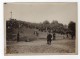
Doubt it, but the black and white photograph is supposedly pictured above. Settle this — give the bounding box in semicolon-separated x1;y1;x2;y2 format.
4;2;77;55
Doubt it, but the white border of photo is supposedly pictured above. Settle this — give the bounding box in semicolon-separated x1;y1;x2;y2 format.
0;0;80;59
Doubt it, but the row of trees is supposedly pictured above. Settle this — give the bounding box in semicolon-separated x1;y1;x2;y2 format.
6;19;76;38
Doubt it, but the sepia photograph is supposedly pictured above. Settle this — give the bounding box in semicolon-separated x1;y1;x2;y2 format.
4;2;78;55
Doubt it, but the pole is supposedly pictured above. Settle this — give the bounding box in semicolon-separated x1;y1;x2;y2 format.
10;11;12;19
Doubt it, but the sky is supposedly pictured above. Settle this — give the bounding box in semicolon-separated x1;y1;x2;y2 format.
4;2;77;25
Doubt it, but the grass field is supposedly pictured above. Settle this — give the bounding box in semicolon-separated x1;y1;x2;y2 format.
6;39;75;54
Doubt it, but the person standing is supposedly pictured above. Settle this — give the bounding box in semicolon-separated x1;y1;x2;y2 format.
53;32;55;40
17;31;19;42
47;32;52;45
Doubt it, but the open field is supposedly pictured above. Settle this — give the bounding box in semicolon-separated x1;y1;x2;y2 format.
6;38;75;54
6;27;76;54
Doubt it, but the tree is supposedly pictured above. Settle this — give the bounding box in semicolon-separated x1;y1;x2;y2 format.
68;21;76;39
51;20;58;24
43;20;50;24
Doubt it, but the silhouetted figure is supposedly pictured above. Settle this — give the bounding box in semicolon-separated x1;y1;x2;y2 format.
67;34;68;38
53;33;55;40
34;31;39;36
36;32;39;36
47;33;52;45
34;31;35;35
17;32;19;42
71;33;74;39
66;33;69;38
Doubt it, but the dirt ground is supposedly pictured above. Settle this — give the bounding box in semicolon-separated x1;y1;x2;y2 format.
6;38;75;54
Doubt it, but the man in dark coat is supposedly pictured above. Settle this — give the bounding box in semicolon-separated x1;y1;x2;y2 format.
17;31;19;42
47;33;52;45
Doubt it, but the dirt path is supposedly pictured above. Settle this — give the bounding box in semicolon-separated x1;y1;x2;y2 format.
6;39;75;54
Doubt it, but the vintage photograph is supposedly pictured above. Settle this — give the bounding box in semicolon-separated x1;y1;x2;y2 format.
4;2;77;55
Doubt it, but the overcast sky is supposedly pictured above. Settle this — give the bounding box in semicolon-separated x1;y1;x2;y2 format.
4;2;77;25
